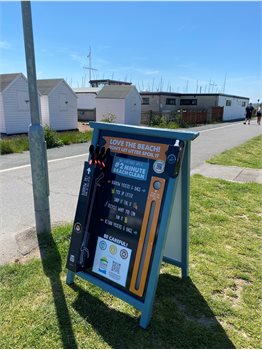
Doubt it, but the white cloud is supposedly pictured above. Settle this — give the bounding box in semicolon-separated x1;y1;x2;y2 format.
70;53;86;66
95;57;110;67
177;62;196;69
144;69;160;75
0;41;11;50
97;45;112;51
108;65;134;73
227;75;258;83
134;67;160;75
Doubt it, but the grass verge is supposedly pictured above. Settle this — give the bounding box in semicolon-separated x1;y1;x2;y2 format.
207;135;262;169
58;130;92;145
0;135;29;154
0;129;92;155
0;176;261;348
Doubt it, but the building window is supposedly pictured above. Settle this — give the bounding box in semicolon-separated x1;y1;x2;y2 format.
226;100;232;106
142;97;150;105
180;99;197;106
242;101;246;107
166;98;176;105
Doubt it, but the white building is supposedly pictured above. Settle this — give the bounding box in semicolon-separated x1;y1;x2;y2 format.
37;79;77;131
217;94;249;121
140;92;249;122
179;93;249;121
73;87;101;121
0;73;34;134
96;85;141;125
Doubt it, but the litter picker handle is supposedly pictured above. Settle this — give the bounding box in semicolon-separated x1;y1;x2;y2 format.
79;171;104;268
78;146;111;268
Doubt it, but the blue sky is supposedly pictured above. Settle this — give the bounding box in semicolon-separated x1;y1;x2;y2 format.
1;1;261;101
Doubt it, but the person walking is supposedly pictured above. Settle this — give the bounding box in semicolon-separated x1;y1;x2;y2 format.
243;103;254;124
256;107;261;125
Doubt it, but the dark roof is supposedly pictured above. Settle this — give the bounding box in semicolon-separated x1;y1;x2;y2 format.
181;93;249;100
0;73;22;92
140;91;249;100
140;91;181;96
37;79;63;95
96;85;135;99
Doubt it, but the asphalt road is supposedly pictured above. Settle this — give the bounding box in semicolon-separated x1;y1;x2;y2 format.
0;121;261;264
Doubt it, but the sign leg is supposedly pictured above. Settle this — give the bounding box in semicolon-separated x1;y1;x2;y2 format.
182;264;189;279
66;270;75;285
139;305;153;329
181;142;191;279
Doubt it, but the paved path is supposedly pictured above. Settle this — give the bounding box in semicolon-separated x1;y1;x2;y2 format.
191;163;262;183
189;121;261;168
0;121;261;265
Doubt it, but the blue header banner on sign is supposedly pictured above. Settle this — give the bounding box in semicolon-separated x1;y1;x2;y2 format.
112;156;149;181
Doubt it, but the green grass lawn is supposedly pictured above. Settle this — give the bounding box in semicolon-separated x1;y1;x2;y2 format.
0;175;261;349
0;129;92;155
207;135;262;169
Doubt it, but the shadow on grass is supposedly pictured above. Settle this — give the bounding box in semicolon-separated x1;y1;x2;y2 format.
71;273;235;349
37;232;78;349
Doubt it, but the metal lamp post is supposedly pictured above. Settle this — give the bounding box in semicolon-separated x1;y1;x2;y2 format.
21;0;51;234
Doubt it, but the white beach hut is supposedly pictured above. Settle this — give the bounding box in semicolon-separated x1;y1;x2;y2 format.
96;85;141;125
0;73;32;134
37;79;77;131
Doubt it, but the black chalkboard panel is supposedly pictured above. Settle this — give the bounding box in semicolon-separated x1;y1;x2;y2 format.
66;130;184;299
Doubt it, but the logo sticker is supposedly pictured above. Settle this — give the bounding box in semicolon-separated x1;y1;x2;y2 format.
167;154;176;164
120;249;128;259
99;257;108;274
153;160;165;174
99;240;107;250
109;244;117;255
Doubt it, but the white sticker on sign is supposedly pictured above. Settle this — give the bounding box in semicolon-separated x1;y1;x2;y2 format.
92;236;132;287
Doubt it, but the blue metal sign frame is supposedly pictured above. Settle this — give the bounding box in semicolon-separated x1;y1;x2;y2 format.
66;122;199;328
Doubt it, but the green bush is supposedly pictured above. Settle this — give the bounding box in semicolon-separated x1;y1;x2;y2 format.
165;121;180;129
44;125;63;148
176;117;189;128
147;112;193;129
101;113;117;123
149;114;168;127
